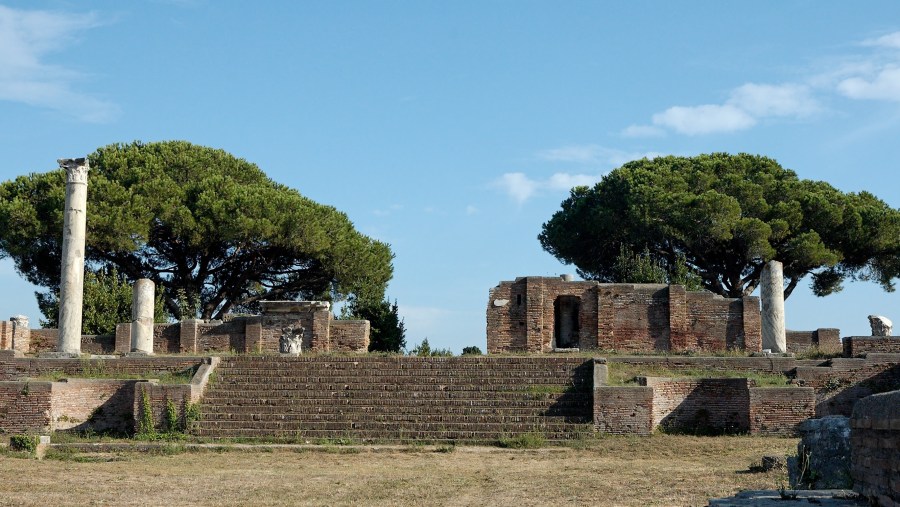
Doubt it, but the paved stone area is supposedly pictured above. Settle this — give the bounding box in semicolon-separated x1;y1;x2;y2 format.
708;489;866;506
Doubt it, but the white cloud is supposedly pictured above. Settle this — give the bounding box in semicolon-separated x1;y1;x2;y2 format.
0;5;119;122
838;66;900;102
863;31;900;49
537;144;604;163
652;104;756;135
372;204;403;217
493;172;539;204
646;83;819;136
728;83;819;117
493;171;602;204
465;205;478;215
621;124;666;138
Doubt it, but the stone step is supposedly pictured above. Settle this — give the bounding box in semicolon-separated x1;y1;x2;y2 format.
201;389;591;402
199;412;590;424
199;396;589;409
193;427;594;442
194;421;593;438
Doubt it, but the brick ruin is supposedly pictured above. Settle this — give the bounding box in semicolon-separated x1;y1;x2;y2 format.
486;276;853;355
1;301;370;356
487;277;763;353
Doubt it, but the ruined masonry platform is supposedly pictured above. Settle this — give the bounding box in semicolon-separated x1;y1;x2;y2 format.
195;356;595;442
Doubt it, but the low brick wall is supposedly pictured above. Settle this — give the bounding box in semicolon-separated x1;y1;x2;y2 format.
786;328;841;355
28;330;116;355
0;355;204;382
607;355;800;374
793;354;900;417
748;387;816;436
329;320;369;352
0;381;52;433
593;386;654;435
50;379;139;434
843;336;900;357
644;377;750;434
850;390;900;506
134;382;195;433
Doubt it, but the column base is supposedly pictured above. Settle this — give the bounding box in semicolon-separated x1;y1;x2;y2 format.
37;351;81;358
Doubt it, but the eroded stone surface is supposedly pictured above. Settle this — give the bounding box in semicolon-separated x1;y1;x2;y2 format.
57;158;89;355
760;260;786;353
789;415;852;490
131;279;155;354
279;325;304;355
868;315;893;336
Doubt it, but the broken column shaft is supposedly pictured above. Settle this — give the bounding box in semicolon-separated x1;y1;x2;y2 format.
131;279;155;354
57;158;89;356
760;260;787;353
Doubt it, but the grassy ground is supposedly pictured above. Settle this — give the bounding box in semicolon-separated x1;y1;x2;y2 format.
0;435;795;506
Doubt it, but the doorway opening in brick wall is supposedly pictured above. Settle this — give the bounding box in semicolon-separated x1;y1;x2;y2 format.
553;296;580;349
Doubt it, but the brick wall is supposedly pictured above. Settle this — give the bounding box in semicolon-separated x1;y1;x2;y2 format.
134;382;195;433
30;328;128;355
843;336;900;357
329;320;370;352
607;355;801;374
850;390;900;506
785;328;841;355
197;320;246;353
793;354;900;417
487;277;760;354
594;386;654;435
748;387;816;436
49;379;139;434
684;293;741;351
600;284;669;352
0;381;52;433
644;377;750;434
0;355;203;382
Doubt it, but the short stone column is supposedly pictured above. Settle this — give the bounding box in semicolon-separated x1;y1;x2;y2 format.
10;315;30;354
760;260;786;353
131;279;155;354
57;158;89;356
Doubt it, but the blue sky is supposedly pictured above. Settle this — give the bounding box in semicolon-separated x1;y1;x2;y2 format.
1;1;899;352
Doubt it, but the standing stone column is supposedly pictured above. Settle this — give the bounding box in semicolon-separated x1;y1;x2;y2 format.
760;260;787;353
131;279;155;354
57;158;89;356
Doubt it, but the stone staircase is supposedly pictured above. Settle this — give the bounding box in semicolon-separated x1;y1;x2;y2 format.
195;356;594;443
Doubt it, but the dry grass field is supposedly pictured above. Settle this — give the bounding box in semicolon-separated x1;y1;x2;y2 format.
0;435;795;507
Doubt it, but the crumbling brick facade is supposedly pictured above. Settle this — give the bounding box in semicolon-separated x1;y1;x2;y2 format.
488;277;761;354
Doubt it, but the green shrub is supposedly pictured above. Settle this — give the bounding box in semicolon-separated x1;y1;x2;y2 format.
461;346;483;356
497;432;545;449
9;434;39;453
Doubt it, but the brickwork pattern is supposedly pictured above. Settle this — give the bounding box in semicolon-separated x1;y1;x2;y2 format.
28;329;116;354
748;387;816;436
850;390;900;506
196;356;595;442
843;336;900;357
785;328;841;354
593;386;654;435
0;381;52;432
644;377;750;433
0;352;203;382
487;277;761;354
329;320;370;352
50;379;139;433
134;382;194;432
793;354;900;417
